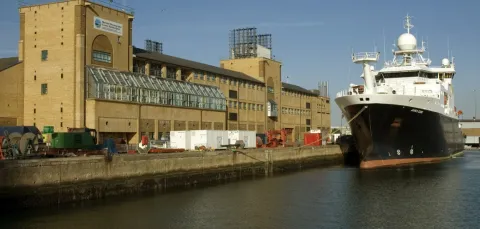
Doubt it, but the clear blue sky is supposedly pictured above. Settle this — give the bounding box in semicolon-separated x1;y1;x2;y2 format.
1;0;479;125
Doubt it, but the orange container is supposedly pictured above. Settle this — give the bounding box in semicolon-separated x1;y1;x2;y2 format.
304;133;322;146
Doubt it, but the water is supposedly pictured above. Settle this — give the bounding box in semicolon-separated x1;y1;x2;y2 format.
2;151;480;229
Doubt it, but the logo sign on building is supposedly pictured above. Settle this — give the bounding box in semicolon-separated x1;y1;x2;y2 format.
93;16;123;36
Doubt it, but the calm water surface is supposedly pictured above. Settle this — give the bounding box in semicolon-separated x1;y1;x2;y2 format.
2;151;480;229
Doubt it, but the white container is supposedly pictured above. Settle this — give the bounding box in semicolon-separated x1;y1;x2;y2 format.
189;130;229;150
228;130;256;148
169;131;191;149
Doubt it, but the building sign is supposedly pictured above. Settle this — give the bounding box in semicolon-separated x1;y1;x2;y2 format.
93;16;123;36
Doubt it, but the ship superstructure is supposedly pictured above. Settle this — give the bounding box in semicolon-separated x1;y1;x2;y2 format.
335;15;464;168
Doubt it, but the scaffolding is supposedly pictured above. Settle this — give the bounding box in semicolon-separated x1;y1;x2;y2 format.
256;34;272;49
86;66;227;111
229;27;258;59
229;28;274;59
318;81;329;97
145;39;163;54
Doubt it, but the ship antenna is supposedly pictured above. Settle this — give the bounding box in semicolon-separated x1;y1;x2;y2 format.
383;27;386;64
426;36;430;59
404;14;414;34
447;36;450;59
374;40;378;68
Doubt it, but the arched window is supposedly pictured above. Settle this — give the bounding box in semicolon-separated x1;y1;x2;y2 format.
91;35;113;67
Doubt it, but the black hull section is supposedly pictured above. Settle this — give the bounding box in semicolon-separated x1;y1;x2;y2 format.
344;104;464;168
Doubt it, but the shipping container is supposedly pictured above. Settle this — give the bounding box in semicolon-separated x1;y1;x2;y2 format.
228;130;256;148
189;130;229;150
169;131;191;149
304;133;322;146
51;132;96;149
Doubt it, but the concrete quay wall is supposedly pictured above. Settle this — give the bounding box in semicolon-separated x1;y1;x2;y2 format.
0;145;343;209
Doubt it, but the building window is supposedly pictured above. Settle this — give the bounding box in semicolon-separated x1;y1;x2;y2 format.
41;83;48;95
267;86;274;94
92;50;112;63
229;90;238;99
150;63;162;77
306;102;311;109
229;113;238;121
41;50;48;61
306;127;311;132
306;119;311;125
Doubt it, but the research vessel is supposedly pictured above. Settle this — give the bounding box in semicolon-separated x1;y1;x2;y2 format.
335;15;464;169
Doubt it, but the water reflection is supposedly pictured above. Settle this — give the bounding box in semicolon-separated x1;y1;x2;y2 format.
2;152;480;229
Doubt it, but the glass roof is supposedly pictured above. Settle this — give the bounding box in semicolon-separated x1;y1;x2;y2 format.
87;66;226;99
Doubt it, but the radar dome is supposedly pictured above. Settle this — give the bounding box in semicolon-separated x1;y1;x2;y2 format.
397;33;417;51
442;58;450;66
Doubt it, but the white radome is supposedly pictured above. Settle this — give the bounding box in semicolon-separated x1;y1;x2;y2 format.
442;58;450;66
397;33;417;51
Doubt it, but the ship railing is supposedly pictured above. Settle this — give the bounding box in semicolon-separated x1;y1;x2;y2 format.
336;88;360;97
352;52;380;62
384;57;431;67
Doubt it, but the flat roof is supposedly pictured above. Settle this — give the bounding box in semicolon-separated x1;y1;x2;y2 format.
282;82;317;96
0;57;20;71
133;47;263;84
19;0;135;16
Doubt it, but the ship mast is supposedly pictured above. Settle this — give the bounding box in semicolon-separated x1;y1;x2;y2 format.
404;14;413;34
352;52;379;95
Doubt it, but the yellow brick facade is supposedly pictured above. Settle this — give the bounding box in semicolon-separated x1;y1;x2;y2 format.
0;63;24;126
0;0;331;144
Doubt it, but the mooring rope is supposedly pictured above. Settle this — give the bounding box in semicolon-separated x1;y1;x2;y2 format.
291;105;368;150
345;105;368;125
232;106;369;166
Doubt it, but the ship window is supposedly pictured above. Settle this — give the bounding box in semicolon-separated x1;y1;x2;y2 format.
381;71;420;78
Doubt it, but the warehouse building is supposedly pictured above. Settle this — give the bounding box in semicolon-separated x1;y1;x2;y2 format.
460;120;480;147
0;0;331;144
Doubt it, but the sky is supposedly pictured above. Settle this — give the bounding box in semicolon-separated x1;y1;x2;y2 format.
1;0;479;126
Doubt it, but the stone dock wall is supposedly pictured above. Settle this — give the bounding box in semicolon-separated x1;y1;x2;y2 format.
0;145;343;209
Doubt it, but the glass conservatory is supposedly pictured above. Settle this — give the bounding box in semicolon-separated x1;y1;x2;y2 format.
86;66;227;111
